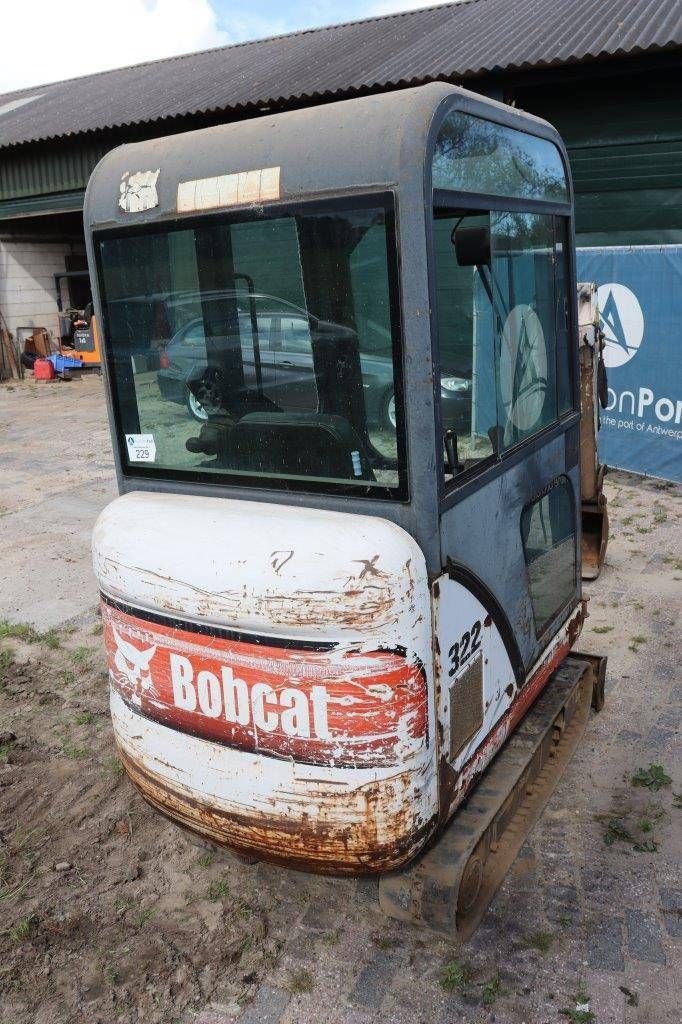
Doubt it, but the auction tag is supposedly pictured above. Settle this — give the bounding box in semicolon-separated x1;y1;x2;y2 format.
125;433;156;463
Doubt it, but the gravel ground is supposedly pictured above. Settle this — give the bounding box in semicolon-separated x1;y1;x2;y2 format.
0;376;679;1024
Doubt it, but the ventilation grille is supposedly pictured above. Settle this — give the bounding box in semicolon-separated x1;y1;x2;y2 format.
449;654;484;760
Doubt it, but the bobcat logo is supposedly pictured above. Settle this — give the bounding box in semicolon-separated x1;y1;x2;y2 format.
112;626;157;692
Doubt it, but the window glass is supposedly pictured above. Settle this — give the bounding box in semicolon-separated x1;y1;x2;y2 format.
491;211;558;450
97;198;405;497
521;478;576;634
433;112;568;203
435;210;574;483
434;211;496;481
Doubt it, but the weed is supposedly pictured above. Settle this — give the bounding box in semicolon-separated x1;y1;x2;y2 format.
137;907;155;926
527;930;554;954
104;756;124;778
42;629;61;650
104;966;120;986
481;976;500;1006
560;1008;595;1023
632;763;671;792
58;669;76;686
673;793;682;809
288;968;314;994
619;985;639;1006
196;852;214;868
636;526;652;534
638;818;653;833
621;516;633;526
633;600;644;611
558;914;572;927
92;622;103;636
602;815;658;853
70;646;91;665
629;634;648;652
441;960;473;993
653;507;667;524
207;878;229;901
74;711;94;726
0;738;16;764
662;555;682;571
0;646;14;687
9;917;31;941
322;929;341;945
0;878;31;902
592;625;613;634
62;742;88;760
236;902;252;919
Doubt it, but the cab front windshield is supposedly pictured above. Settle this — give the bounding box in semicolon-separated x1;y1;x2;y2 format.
97;196;405;497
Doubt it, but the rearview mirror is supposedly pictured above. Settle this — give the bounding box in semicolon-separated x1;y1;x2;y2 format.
453;225;491;268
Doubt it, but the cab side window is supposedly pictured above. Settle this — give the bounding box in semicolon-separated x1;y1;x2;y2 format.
435;209;574;483
521;478;576;634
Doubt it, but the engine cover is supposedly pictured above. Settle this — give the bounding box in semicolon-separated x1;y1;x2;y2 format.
93;491;437;874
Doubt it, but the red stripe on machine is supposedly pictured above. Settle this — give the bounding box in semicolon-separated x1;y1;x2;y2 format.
102;601;427;768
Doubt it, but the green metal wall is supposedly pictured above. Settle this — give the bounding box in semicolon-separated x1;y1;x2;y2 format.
516;68;682;246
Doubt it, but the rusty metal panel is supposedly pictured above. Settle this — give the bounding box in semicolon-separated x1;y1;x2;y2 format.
94;490;438;874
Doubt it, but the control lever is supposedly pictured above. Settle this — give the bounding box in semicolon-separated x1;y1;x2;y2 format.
444;429;462;476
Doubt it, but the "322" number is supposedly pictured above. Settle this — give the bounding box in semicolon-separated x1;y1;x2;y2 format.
448;620;482;676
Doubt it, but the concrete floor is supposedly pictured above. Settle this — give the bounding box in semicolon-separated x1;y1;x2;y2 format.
0;375;679;1023
0;375;116;628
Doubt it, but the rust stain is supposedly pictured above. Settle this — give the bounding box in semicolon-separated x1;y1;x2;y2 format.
118;747;432;876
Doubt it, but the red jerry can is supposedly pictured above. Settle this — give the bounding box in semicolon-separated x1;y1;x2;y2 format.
34;358;55;381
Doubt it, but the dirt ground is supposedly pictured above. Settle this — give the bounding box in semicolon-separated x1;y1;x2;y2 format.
0;376;680;1024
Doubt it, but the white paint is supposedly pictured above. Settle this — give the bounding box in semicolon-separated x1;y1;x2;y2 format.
95;491;438;859
119;170;160;213
124;433;156;462
434;574;515;773
597;282;645;368
176;167;280;213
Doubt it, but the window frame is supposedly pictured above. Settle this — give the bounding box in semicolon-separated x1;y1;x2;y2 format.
94;190;409;502
430;188;579;509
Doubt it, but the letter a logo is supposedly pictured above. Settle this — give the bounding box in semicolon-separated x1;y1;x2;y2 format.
597;283;644;368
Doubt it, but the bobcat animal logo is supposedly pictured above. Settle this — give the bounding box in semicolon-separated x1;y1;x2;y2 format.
112;626;157;691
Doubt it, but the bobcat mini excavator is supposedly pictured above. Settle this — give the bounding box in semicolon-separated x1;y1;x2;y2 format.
86;83;607;939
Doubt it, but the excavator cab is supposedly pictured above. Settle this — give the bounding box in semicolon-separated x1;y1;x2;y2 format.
85;84;605;938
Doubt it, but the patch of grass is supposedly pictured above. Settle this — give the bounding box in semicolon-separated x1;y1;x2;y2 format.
104;756;124;778
321;929;341;945
288;968;314;994
0;738;16;764
632;763;671;792
481;976;500;1006
621;515;633;526
91;622;103;636
441;960;473;993
633;600;644;611
137;907;156;927
0;620;40;643
558;914;572;927
196;852;214;868
628;634;648;652
70;646;92;665
62;742;88;761
235;902;252;919
0;620;60;648
207;878;230;901
662;555;682;571
527;930;554;954
653;506;667;524
8;917;31;942
58;669;76;686
592;625;613;634
42;629;60;650
74;711;94;726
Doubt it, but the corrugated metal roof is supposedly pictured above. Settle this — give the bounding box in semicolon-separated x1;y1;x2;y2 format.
0;0;680;150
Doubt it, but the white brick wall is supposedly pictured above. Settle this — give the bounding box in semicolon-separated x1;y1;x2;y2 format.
0;240;86;351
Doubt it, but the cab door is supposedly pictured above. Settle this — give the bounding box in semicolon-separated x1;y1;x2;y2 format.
432;204;580;777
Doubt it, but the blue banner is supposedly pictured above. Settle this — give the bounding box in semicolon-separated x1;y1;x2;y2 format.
577;246;682;483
